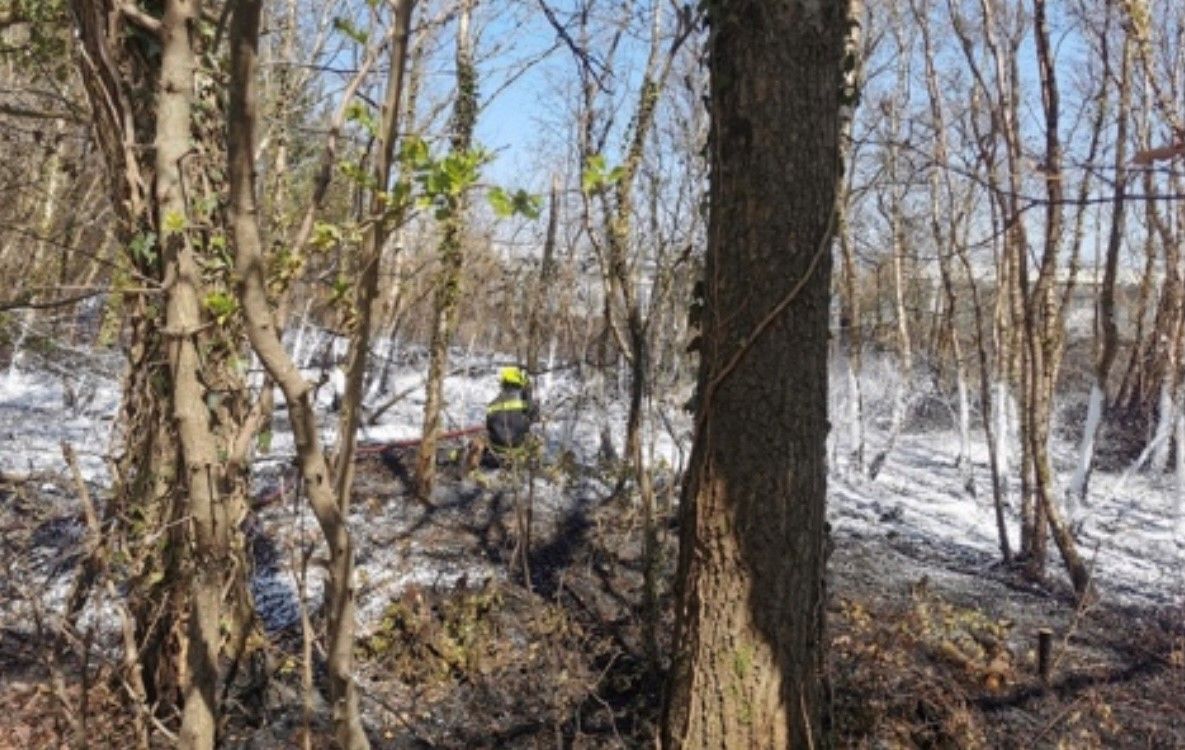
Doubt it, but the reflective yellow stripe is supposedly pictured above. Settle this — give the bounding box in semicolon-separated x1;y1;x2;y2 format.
487;399;527;415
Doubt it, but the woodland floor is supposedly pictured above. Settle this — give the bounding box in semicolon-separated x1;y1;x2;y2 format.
0;335;1181;747
1;446;1183;749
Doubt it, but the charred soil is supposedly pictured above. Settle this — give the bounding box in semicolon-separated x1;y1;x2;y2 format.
1;456;1183;748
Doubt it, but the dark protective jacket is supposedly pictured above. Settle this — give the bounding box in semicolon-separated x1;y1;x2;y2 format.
486;385;537;450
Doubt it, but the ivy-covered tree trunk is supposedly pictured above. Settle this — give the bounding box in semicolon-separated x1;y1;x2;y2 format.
71;2;258;743
416;0;477;502
69;5;179;733
662;0;849;746
150;3;228;745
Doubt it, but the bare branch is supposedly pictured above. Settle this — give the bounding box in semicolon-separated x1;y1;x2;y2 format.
0;102;84;122
1131;141;1185;165
0;289;102;312
535;0;611;93
118;2;162;36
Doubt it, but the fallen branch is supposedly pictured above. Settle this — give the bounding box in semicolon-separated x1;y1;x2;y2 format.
60;442;104;630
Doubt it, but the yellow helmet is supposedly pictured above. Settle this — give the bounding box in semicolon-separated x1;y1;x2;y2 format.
499;366;527;388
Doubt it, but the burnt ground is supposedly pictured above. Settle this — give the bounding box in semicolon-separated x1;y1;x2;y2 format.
1;452;1183;749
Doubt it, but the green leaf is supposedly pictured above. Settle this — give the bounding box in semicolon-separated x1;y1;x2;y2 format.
162;210;187;235
193;194;219;219
389;181;412;208
511;190;543;219
487;186;513;218
424;168;449;196
345;101;378;137
128;232;158;265
400;135;430;168
488;186;542;220
333;16;368;45
339;161;376;189
202;290;238;325
330;274;351;302
582;154;625;194
312;221;342;250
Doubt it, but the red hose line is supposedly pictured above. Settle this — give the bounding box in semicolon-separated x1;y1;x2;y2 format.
255;424;486;506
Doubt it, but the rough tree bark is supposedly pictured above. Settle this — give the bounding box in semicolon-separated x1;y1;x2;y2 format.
662;0;849;746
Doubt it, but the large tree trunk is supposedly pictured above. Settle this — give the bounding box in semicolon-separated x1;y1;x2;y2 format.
68;0;185;731
662;1;848;746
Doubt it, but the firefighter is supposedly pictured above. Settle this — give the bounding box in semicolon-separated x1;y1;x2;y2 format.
484;366;538;463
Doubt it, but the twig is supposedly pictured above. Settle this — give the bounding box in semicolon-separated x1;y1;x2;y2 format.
143;706;179;743
1030;693;1087;746
586;661;626;748
60;442;99;540
1052;542;1103;675
21;572;85;748
356;683;436;746
105;578;152;749
288;472;316;750
0;102;84;122
60;441;104;632
534;0;610;93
